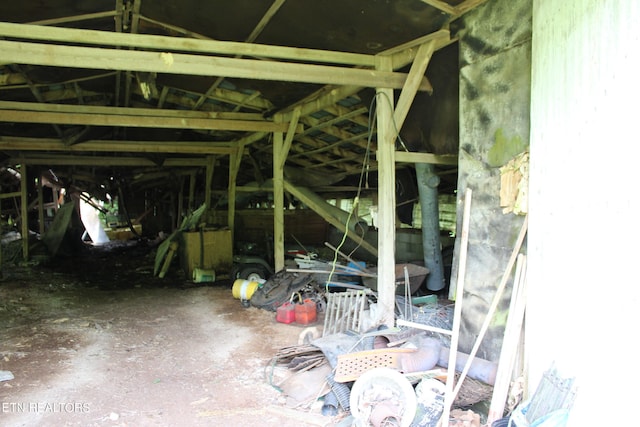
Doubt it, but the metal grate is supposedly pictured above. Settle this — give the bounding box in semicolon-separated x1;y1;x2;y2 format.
322;289;372;337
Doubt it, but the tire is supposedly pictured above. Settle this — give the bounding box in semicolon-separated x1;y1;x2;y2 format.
238;263;270;282
250;270;314;311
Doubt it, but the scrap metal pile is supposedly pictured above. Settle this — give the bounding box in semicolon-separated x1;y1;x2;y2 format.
263;294;496;427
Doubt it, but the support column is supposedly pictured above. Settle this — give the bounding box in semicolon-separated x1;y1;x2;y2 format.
375;54;397;328
272;116;285;273
37;172;45;236
416;162;445;291
228;144;244;242
188;170;196;212
20;164;29;261
204;155;215;210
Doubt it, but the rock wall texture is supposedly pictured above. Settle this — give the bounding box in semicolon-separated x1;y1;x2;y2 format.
451;0;531;361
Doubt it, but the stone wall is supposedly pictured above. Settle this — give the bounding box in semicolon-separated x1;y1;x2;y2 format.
451;0;531;361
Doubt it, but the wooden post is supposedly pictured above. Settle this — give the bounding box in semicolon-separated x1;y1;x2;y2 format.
177;176;184;229
228;144;244;243
272;115;285;273
440;188;472;427
188;170;196;212
204;155;215;210
20;163;29;261
37;172;45;235
375;54;396;328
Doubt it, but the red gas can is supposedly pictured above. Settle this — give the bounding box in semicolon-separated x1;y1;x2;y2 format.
295;299;317;325
276;302;296;324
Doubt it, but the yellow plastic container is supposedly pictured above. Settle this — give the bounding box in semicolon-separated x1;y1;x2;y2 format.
193;268;216;283
232;279;260;301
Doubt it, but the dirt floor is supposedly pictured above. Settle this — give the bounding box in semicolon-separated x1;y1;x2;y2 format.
0;241;336;427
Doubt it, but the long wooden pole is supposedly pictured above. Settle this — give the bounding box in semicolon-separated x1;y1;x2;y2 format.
450;215;529;402
487;254;528;424
439;187;472;426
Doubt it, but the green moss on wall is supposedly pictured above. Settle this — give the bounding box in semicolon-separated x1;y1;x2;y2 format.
487;128;528;167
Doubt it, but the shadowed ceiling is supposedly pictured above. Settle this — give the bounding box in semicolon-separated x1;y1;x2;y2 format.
0;0;485;202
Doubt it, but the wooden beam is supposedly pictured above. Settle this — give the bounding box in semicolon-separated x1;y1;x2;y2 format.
455;0;491;15
191;0;286;111
29;11;119;26
228;144;245;241
0;73;28;86
11;155;208;167
384;29;453;71
0;137;234;155
247;0;287;42
0;108;287;133
0;22;374;67
0;40;432;92
394;151;458;165
419;0;458;15
278;106;301;170
389;40;436;138
283;180;378;257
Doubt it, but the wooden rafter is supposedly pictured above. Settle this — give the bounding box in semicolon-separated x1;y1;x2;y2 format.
0;109;285;133
0;101;286;133
192;0;287;111
0;22;375;68
419;0;490;17
10;154;208;167
0;40;431;92
0;136;233;155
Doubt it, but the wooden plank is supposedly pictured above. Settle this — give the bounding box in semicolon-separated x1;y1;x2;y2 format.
279;106;301;170
418;0;458;15
487;254;528;424
29;11;119;26
0;137;233;155
385;30;453;71
389;40;436;138
0;192;21;200
0;109;286;133
394;151;458;165
158;241;179;279
0;100;267;121
440;187;472;427
0;22;375;67
246;0;287;42
11;154;207;167
450;216;529;403
0;40;432;92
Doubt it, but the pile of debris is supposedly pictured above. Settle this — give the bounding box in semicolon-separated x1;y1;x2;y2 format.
264;292;496;427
